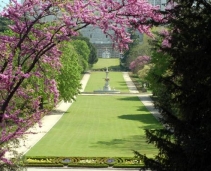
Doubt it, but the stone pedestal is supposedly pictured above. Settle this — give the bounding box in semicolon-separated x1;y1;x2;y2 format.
94;67;120;94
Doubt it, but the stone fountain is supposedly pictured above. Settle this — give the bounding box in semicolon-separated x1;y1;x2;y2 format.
94;67;120;94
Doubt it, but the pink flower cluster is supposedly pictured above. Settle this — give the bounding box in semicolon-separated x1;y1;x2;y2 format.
48;79;60;104
129;55;151;73
165;0;178;10
160;29;172;48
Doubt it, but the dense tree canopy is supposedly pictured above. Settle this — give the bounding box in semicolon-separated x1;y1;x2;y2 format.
129;55;151;73
135;0;211;170
57;41;82;102
121;29;141;70
71;39;90;72
74;35;98;66
122;29;152;70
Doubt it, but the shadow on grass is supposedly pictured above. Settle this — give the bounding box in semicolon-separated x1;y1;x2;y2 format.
118;113;154;123
137;106;150;112
90;135;158;156
118;81;128;86
95;138;125;146
109;65;121;71
117;96;141;101
91;135;146;147
118;113;160;130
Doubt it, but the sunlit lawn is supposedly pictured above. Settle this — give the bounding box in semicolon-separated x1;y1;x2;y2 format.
26;95;162;158
92;58;120;70
26;60;162;158
84;72;129;93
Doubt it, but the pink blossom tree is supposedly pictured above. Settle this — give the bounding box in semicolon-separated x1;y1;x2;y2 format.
160;29;172;48
129;55;151;73
0;0;163;165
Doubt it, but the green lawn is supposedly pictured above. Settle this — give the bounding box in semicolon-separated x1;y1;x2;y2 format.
84;72;129;93
92;58;120;70
26;95;162;158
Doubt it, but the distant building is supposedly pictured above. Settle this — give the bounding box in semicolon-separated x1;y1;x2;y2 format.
80;26;132;58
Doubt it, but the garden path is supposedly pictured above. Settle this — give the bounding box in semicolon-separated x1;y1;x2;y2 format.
122;72;161;121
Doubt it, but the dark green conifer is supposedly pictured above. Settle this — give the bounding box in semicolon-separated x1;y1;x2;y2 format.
136;1;211;170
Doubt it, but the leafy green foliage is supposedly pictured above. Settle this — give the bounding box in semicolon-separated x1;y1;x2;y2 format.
125;37;151;68
71;39;90;72
74;35;98;66
137;64;152;83
146;31;173;97
57;41;82;102
122;29;151;70
121;29;142;69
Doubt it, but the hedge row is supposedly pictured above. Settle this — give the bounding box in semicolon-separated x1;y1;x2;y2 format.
22;156;144;168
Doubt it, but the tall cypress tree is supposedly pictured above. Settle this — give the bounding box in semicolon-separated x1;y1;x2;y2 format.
135;1;211;170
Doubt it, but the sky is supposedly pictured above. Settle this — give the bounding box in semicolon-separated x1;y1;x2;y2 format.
0;0;21;12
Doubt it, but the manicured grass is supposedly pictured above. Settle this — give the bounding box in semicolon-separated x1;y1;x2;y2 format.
84;72;129;93
26;95;162;158
92;58;120;70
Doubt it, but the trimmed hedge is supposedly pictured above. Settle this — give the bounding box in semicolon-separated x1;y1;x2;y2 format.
23;156;144;168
